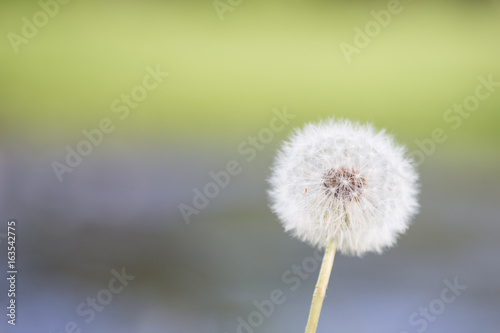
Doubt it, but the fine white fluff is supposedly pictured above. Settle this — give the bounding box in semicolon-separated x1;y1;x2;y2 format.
268;118;419;256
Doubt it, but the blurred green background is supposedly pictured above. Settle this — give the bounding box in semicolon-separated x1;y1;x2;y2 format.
0;0;499;332
1;0;500;148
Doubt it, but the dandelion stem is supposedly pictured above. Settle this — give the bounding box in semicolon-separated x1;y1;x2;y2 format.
304;238;337;333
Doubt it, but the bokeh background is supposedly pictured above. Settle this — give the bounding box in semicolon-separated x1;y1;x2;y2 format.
1;0;500;332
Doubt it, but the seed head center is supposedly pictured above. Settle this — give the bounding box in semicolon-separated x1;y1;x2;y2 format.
323;167;365;201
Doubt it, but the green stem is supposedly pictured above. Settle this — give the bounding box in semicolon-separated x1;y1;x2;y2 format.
304;238;337;333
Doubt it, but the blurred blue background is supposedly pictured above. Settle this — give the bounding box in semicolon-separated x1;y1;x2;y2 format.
0;0;499;332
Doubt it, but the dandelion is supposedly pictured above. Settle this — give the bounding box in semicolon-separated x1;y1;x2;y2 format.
268;118;419;333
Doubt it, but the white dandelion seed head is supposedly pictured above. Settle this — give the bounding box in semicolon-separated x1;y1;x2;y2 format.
268;118;419;256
